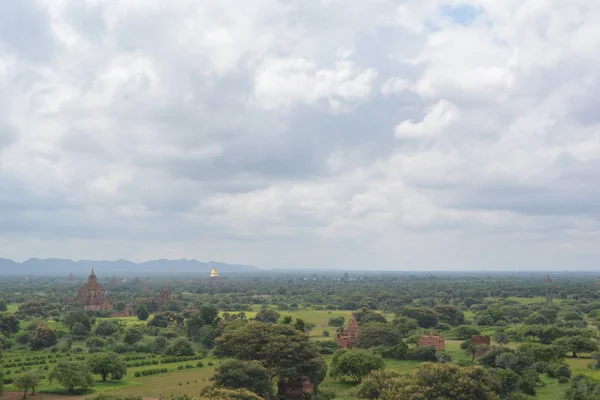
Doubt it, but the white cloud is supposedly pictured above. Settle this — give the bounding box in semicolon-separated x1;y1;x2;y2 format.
0;0;599;270
395;99;460;139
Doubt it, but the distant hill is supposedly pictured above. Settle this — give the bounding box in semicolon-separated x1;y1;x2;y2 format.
0;258;259;276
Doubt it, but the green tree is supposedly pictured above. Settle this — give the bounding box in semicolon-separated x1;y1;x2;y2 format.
94;320;121;337
254;308;280;324
434;304;465;326
390;316;419;338
556;336;599;358
0;299;7;312
214;321;327;394
123;326;145;345
355;323;400;348
30;323;58;350
212;360;272;398
136;305;149;321
565;374;600;400
357;370;402;399
399;307;438;328
49;361;95;393
0;313;20;337
385;363;499;400
451;325;481;340
166;338;195;356
329;349;384;383
87;353;127;382
13;371;41;398
64;310;92;332
71;322;89;338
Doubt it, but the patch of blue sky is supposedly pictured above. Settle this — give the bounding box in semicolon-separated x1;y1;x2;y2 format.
441;4;479;26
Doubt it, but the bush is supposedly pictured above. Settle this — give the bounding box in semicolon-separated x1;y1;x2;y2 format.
546;363;571;379
406;346;437;361
323;331;330;337
558;376;570;384
532;362;549;373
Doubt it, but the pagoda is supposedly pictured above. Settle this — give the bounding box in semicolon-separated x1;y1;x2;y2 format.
543;274;553;283
210;267;220;279
418;330;445;350
156;282;173;302
335;313;359;348
67;269;113;311
67;272;76;281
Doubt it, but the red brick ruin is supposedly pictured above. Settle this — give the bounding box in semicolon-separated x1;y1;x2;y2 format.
543;274;553;283
278;376;314;400
156;282;173;303
418;329;445;350
471;335;491;346
335;313;359;348
66;269;113;311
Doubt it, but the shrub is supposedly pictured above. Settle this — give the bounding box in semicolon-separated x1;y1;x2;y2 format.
406;346;437;361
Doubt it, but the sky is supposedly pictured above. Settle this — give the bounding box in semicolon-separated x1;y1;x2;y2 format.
0;0;599;270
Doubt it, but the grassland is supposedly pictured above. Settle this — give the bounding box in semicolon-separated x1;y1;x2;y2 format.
2;298;593;400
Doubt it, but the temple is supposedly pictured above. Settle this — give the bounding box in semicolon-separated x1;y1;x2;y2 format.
210;267;220;279
543;274;553;283
67;272;76;281
278;377;314;400
156;282;173;302
67;269;113;311
418;330;445;350
335;313;359;348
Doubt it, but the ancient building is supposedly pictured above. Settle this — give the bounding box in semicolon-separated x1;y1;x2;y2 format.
67;269;113;311
543;274;553;283
133;276;141;285
156;282;172;302
471;335;490;346
278;377;314;400
335;313;359;348
418;330;445;350
67;272;76;281
210;267;220;279
111;276;118;283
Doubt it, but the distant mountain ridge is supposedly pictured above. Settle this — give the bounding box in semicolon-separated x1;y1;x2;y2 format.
0;257;259;276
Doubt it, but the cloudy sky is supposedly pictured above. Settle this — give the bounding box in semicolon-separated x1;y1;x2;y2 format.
0;0;599;270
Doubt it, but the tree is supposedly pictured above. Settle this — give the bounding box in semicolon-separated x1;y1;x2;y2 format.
30;323;58;350
0;299;7;312
64;310;92;332
136;305;149;321
379;363;499;400
556;336;599;358
399;307;438;328
13;371;41;399
199;305;220;325
166;338;195;356
390;317;419;338
94;320;121;337
214;321;327;395
329;349;384;383
49;361;94;392
0;313;20;337
254;308;280;324
434;304;465;326
212;360;272;398
123;326;145;345
354;308;387;325
293;318;306;332
357;370;402;399
87;353;127;382
328;317;345;327
565;374;600;400
451;325;481;340
71;322;89;338
355;323;400;348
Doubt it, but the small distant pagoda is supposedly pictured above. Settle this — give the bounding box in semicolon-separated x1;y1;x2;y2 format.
133;276;141;285
66;269;113;311
335;313;359;348
67;272;76;281
210;267;220;280
111;276;118;283
543;274;553;283
156;282;173;303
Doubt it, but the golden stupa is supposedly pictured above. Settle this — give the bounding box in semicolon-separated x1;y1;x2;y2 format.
210;267;219;278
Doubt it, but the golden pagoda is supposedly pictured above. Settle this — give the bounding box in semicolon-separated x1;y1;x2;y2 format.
210;267;220;279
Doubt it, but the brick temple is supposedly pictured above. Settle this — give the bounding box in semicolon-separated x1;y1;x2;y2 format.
335;313;359;348
278;377;314;400
156;282;173;302
418;330;445;350
66;269;113;311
